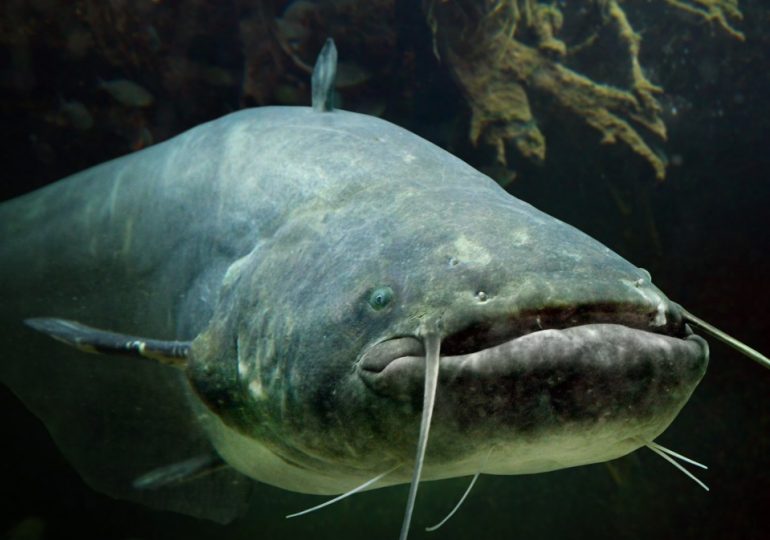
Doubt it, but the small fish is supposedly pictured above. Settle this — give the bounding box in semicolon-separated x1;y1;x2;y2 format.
98;79;155;108
145;25;162;53
58;98;93;131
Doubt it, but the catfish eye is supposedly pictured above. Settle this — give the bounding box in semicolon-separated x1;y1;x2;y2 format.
368;286;394;311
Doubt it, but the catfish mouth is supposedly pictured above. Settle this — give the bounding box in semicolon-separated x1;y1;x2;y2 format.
357;303;709;406
440;302;688;356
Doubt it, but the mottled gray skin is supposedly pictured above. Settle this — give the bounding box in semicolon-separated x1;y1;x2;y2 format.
0;107;707;518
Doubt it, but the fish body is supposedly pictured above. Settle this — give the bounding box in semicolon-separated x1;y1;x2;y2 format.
58;98;94;130
0;103;708;518
98;78;155;108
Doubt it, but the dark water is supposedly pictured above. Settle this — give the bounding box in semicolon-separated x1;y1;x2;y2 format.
2;1;769;539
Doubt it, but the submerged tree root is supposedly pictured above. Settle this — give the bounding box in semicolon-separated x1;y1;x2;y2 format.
425;0;744;180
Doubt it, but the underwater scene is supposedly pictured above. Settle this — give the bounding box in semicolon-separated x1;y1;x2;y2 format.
1;1;768;539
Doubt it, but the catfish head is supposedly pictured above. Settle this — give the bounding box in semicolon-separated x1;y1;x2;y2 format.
186;158;710;500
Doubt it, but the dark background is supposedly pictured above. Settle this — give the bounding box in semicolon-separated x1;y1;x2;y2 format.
2;1;768;539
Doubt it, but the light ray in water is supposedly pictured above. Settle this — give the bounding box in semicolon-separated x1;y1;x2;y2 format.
425;472;481;532
399;332;442;540
681;307;770;369
285;467;398;519
646;443;709;491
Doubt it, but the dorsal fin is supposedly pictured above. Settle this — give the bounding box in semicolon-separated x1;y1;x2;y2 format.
312;37;338;112
25;317;190;368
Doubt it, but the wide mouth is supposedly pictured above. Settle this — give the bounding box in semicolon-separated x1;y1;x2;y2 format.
352;302;709;489
359;302;689;374
439;302;687;357
357;303;707;407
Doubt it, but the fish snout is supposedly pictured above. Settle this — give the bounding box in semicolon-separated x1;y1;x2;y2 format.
355;322;709;473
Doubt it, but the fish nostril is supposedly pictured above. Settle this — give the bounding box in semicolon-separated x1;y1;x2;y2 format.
475;290;488;302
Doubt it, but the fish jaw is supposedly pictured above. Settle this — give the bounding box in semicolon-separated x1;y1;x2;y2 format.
358;323;708;477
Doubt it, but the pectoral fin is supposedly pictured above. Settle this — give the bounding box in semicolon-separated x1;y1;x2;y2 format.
24;317;190;368
133;453;227;490
6;318;250;523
